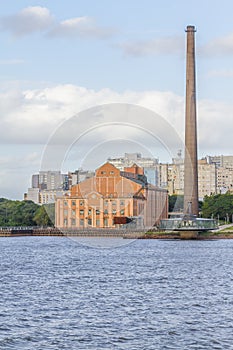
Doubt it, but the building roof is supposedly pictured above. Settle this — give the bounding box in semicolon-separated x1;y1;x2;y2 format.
71;162;144;199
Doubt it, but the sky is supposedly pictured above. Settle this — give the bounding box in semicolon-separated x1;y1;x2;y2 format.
1;0;233;199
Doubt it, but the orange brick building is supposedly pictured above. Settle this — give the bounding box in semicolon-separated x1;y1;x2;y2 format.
55;162;168;229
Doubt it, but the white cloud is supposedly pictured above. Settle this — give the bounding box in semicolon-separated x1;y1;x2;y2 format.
121;31;233;58
0;7;115;41
0;59;24;65
197;99;233;159
0;6;54;37
207;69;233;78
0;84;184;145
0;83;232;153
0;83;232;198
48;16;115;39
120;36;184;56
202;32;233;55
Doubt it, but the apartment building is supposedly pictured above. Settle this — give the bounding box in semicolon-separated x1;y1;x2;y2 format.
217;166;233;194
108;153;159;186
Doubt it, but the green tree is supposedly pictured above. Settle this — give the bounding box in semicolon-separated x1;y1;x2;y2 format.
0;198;39;226
33;204;55;227
202;193;233;222
169;195;203;214
169;195;184;212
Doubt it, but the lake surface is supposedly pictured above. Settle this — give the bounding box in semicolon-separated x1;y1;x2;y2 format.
0;237;233;349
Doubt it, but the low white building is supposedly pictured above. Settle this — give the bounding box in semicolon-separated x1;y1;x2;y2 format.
26;188;40;204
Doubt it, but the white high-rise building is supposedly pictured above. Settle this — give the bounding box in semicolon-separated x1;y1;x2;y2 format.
206;155;233;169
32;174;39;188
108;153;159;186
39;171;64;190
26;188;40;203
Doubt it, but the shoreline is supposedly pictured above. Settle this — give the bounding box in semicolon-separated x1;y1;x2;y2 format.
0;227;233;239
136;231;233;240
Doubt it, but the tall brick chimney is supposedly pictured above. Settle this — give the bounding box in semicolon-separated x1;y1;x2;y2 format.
183;25;199;216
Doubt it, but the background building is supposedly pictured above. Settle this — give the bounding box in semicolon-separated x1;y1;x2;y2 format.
25;153;233;204
206;155;233;168
108;153;159;186
206;155;233;194
164;159;217;200
38;171;65;191
198;159;216;199
107;152;219;199
217;166;233;194
25;169;94;204
31;174;39;189
25;188;40;203
26;170;67;204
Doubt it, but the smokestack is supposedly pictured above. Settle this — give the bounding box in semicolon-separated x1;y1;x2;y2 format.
183;25;199;216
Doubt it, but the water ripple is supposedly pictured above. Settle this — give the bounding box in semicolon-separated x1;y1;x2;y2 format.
0;237;233;349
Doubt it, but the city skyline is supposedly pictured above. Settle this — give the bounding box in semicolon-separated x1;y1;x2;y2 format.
25;153;233;206
1;1;233;199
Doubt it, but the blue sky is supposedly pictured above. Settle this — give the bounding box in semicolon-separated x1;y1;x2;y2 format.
1;0;233;199
2;0;233;96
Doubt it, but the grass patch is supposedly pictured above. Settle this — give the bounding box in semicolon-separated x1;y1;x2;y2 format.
221;226;233;231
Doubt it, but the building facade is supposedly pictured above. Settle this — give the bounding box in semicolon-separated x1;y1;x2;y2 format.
38;171;65;190
217;166;233;194
25;188;70;205
25;169;94;204
207;155;233;169
55;162;168;229
198;160;216;199
163;159;217;200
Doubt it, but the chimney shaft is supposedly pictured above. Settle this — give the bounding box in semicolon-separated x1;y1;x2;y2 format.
183;25;199;216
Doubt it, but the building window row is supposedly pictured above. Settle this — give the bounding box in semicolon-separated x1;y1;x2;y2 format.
64;208;126;216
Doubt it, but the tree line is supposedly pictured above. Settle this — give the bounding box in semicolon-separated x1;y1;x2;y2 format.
169;193;233;223
201;193;233;222
0;198;54;227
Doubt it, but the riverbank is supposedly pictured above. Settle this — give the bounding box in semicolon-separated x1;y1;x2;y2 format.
137;230;233;240
0;227;233;239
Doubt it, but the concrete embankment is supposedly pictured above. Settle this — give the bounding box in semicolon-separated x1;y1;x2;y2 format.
0;228;144;238
1;227;233;239
0;228;63;237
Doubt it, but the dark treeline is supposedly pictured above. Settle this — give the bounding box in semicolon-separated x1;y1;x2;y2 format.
169;193;233;222
169;195;184;213
201;193;233;222
0;198;54;227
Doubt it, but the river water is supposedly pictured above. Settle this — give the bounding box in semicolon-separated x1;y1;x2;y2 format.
0;237;233;349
